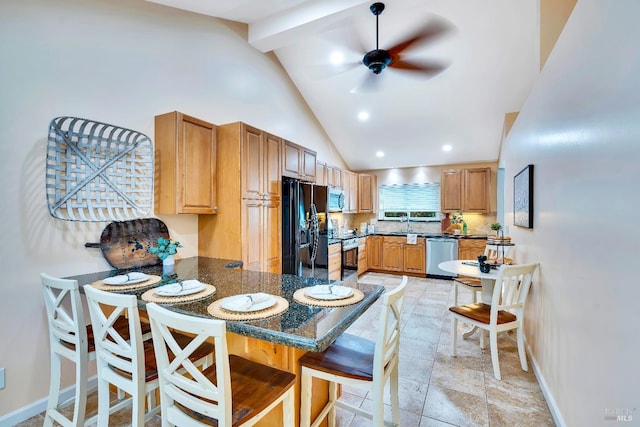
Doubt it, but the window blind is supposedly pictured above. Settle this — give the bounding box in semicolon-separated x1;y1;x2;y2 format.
379;183;441;212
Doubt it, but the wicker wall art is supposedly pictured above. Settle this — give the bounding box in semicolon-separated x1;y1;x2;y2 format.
46;116;153;221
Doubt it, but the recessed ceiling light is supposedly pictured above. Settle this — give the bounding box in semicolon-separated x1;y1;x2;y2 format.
329;51;344;65
442;144;452;152
358;111;369;121
376;151;385;158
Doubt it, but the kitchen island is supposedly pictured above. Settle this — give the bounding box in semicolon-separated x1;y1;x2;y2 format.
67;256;385;425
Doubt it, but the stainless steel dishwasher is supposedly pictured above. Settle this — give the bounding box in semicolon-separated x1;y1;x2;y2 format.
426;238;458;278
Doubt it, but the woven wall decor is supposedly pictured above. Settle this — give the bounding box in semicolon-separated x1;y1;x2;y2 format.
46;116;153;221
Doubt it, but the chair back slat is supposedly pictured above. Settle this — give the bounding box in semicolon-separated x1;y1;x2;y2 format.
84;285;145;382
147;302;231;425
374;276;408;377
491;263;539;318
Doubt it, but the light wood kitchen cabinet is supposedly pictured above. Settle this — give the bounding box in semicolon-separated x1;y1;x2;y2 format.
327;165;342;189
342;170;358;213
282;139;317;182
199;122;281;273
357;237;367;276
154;111;217;214
371;235;426;275
316;161;327;185
367;235;383;270
458;238;487;261
358;173;377;213
328;243;342;281
441;167;491;213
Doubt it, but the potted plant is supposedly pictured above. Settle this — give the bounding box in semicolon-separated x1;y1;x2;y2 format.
149;237;182;266
450;214;464;234
490;222;502;237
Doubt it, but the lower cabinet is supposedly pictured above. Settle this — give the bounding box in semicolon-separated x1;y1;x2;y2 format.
328;243;342;281
458;238;487;261
357;237;367;276
368;235;426;276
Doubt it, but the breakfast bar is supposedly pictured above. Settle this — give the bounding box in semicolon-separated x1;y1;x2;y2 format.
66;256;385;425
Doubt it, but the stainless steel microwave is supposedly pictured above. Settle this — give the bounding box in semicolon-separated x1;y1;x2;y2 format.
328;188;345;212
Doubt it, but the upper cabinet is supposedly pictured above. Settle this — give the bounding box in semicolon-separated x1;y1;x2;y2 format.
154;111;217;215
342;170;358;213
358;173;377;213
441;167;491;213
282;139;316;182
326;165;342;189
316;161;327;185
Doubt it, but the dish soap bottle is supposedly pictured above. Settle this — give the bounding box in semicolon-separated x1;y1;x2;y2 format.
462;221;468;235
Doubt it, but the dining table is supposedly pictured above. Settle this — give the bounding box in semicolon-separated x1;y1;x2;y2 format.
66;256;385;426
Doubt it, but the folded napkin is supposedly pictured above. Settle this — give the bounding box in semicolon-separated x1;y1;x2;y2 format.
223;293;272;311
155;280;204;296
308;285;353;298
406;234;418;245
103;272;148;285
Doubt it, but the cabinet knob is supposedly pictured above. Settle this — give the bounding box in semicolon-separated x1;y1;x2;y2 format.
213;206;218;211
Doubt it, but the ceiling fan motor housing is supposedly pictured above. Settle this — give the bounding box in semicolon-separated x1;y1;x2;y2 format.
363;49;391;74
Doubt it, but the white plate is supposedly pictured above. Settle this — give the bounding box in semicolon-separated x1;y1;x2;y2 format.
220;294;276;313
103;273;150;285
305;285;353;301
155;281;205;297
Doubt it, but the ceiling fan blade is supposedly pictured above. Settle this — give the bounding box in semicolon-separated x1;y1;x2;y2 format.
389;59;449;76
351;72;383;94
387;18;452;57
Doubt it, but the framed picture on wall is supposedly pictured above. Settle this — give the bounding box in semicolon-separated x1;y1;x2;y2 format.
514;164;534;228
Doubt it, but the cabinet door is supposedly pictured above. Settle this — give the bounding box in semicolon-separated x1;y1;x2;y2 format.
464;167;491;213
441;169;463;213
404;241;426;274
316;161;327;185
242;199;264;272
349;171;359;213
264;133;281;201
357;239;367;275
333;167;342;189
155;112;217;215
282;140;300;179
328;248;341;281
371;174;378;214
241;125;263;200
381;239;404;272
458;239;486;260
262;199;281;273
358;174;373;213
301;149;317;182
341;171;351;211
367;236;383;269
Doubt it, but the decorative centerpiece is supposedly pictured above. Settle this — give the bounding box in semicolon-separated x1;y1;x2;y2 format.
490;222;502;237
449;214;464;234
149;237;182;266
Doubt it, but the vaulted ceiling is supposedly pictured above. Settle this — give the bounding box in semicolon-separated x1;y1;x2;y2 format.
147;0;539;170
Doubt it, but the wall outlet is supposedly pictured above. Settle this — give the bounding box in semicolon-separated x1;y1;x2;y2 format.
0;367;5;390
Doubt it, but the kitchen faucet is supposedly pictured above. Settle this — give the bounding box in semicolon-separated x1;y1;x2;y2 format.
400;215;412;232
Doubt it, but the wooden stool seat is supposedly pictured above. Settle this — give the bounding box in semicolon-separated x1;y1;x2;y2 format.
449;302;517;324
299;334;374;381
178;355;296;426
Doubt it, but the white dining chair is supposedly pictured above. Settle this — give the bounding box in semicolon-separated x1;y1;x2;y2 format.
449;262;539;380
299;276;408;427
146;302;297;427
41;273;149;427
453;244;514;305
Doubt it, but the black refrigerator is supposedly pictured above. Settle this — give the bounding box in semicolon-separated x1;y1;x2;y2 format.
282;177;329;279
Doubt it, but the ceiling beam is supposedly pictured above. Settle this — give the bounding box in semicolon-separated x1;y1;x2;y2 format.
248;0;369;52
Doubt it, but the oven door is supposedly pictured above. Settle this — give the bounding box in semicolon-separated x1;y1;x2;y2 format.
341;246;358;282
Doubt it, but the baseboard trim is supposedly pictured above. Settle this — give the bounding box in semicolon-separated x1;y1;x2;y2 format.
525;339;566;427
0;376;97;427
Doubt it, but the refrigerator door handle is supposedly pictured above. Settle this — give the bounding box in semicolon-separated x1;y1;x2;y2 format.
309;204;319;262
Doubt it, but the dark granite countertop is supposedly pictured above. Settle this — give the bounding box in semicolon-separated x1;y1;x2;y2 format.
66;257;384;352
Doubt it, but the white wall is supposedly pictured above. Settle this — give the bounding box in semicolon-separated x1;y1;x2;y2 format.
0;0;341;416
501;1;640;425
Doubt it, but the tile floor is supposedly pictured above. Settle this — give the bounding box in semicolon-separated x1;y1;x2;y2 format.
17;273;554;426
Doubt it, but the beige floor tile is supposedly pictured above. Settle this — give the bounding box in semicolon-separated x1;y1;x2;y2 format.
423;385;489;427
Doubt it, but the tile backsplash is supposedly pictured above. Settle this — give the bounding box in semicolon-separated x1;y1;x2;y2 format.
336;213;498;236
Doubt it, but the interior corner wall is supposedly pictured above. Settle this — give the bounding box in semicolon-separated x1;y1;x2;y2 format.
0;0;338;417
499;1;640;425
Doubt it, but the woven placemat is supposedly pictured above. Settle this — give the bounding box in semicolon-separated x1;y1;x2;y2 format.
207;295;289;321
141;284;216;304
293;287;364;307
91;275;161;291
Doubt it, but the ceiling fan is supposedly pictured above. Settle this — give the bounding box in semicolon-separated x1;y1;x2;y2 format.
330;2;452;91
